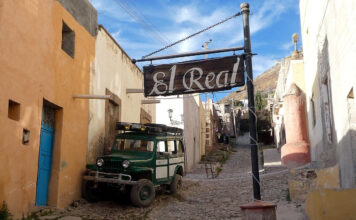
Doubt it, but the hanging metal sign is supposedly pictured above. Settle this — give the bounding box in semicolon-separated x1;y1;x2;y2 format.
143;55;244;97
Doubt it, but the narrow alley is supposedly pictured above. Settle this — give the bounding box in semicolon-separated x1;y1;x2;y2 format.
1;0;356;219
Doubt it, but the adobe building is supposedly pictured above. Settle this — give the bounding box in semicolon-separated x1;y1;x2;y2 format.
87;25;156;163
299;0;356;218
0;0;96;217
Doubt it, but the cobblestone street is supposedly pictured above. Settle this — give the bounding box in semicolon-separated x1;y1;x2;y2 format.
148;144;305;220
41;142;306;220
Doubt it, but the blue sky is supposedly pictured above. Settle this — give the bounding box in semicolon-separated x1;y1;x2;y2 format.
89;0;301;101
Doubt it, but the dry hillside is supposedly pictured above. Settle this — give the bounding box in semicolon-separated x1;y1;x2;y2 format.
217;62;280;103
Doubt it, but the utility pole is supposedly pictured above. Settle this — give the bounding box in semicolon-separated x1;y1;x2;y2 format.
241;2;261;200
202;39;212;152
202;39;213;103
202;39;212;59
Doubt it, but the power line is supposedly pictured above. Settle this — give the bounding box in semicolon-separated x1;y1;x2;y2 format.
115;0;162;42
114;0;177;53
143;11;242;58
128;0;172;45
121;0;168;44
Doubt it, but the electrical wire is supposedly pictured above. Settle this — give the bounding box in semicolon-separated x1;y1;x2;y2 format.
115;0;163;43
114;0;177;53
143;11;242;58
128;0;172;45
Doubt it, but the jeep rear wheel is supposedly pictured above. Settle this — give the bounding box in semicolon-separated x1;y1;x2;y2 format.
130;179;155;207
169;174;182;194
82;180;100;202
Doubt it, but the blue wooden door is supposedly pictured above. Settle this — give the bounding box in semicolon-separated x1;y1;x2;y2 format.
36;106;55;206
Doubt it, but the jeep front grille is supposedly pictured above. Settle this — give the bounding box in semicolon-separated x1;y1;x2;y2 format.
104;160;122;170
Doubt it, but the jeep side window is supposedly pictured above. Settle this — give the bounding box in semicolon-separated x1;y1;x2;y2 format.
116;139;125;150
167;140;175;156
176;140;184;156
113;139;154;152
142;140;154;151
156;141;165;155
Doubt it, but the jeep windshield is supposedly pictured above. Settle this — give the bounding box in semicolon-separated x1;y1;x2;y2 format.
112;138;154;152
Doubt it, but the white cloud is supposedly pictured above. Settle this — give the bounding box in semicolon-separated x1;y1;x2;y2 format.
89;0;134;22
281;41;293;50
252;55;278;76
111;30;121;40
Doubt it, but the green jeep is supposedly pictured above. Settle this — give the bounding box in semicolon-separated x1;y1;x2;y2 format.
83;122;185;207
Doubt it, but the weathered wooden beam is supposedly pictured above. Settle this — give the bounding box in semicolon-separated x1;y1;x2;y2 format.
73;94;111;100
126;89;144;94
141;100;160;104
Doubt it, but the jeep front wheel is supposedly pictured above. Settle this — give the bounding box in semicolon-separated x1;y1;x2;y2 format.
169;174;182;194
82;180;99;202
130;179;155;207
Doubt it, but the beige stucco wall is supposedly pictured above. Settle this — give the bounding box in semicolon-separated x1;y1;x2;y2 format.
306;188;356;220
285;59;306;94
183;95;201;171
199;99;206;157
87;27;155;163
0;0;95;217
300;0;356;188
273;58;306;150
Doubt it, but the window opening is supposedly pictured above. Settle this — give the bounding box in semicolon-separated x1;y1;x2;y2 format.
224;104;230;113
61;21;75;58
321;78;333;144
311;94;316;127
8;99;20;121
23;129;30;145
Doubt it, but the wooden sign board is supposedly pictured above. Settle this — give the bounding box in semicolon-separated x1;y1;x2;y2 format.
143;55;244;97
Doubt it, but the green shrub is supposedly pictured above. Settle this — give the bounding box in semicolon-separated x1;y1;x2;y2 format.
0;201;12;220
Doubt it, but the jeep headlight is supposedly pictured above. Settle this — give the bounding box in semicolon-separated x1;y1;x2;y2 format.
122;160;130;168
96;158;104;167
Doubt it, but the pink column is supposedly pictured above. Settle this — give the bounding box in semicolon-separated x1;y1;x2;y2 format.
281;83;310;168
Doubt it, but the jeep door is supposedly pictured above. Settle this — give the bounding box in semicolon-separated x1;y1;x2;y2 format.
155;140;169;181
167;140;184;179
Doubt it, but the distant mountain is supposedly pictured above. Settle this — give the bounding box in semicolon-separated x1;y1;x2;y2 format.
217;62;281;104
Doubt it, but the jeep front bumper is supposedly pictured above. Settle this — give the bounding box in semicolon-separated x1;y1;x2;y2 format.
83;170;137;185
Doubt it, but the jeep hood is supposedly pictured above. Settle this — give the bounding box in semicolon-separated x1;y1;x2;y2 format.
104;151;152;161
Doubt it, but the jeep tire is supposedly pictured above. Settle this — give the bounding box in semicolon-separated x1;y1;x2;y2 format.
169;174;182;194
82;180;99;202
130;179;155;207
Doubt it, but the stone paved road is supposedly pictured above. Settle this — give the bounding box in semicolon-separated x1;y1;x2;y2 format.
41;144;306;220
148;145;304;220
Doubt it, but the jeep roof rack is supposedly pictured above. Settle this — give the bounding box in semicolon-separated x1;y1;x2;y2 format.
116;122;183;135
